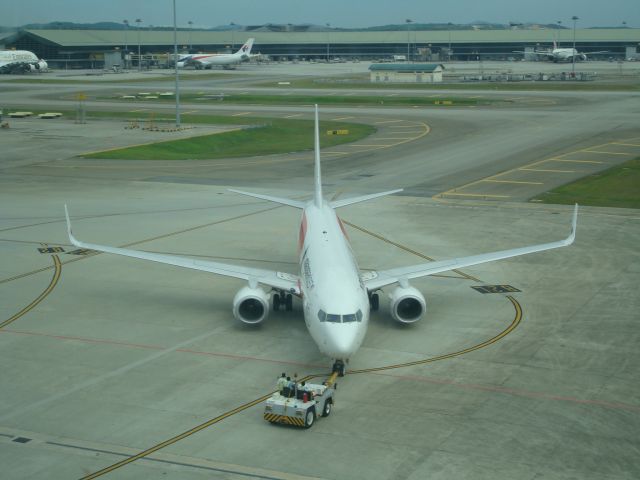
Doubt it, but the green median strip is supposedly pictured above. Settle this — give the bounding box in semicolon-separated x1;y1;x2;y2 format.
108;93;496;107
532;157;640;209
82;117;375;160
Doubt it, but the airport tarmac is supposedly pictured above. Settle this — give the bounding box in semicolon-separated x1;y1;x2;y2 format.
1;64;639;479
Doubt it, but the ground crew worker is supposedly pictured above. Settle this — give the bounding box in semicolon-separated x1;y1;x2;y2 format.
299;381;313;400
276;373;287;391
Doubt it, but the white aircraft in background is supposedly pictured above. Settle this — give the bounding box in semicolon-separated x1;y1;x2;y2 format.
177;38;255;69
64;106;578;375
515;41;608;62
0;50;48;73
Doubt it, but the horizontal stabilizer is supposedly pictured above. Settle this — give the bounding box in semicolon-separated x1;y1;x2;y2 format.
228;189;306;209
330;189;403;208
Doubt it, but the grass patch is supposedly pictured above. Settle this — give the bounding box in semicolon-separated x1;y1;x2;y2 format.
262;76;640;92
533;157;640;209
82;118;375;160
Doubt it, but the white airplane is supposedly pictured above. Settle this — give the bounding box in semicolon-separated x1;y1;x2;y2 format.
515;41;608;62
64;106;578;376
177;38;255;69
0;50;48;74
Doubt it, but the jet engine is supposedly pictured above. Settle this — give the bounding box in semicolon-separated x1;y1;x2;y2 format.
389;285;426;324
232;285;270;325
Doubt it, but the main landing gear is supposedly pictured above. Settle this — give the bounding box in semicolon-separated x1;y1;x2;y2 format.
368;292;379;311
332;360;346;377
273;290;293;312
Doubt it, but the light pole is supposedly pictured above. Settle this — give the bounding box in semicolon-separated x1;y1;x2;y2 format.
135;18;142;71
447;22;452;60
572;15;579;74
173;0;181;128
326;23;330;62
405;19;412;62
123;19;129;68
188;20;193;51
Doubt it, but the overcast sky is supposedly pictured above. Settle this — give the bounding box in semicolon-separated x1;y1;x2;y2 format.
2;0;638;28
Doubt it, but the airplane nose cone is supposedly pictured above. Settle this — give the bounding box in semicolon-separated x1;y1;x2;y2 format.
324;324;362;360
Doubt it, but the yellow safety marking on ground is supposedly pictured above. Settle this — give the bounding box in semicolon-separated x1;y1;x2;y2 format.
443;192;511;198
345;143;394;147
551;159;604;164
80;393;276;479
375;137;414;140
583;150;633;156
428;94;442;97
0;247;62;330
519;168;575;173
323;151;350;156
283;113;303;118
341;219;478;281
350;295;522;374
129;109;148;113
388;125;422;128
182;110;199;115
375;119;404;124
481;179;543;185
331;116;354;121
611;142;640;147
386;93;399;97
231;111;252;116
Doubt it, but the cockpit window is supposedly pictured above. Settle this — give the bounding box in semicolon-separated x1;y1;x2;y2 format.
326;314;341;323
343;314;356;323
355;309;363;322
318;310;326;322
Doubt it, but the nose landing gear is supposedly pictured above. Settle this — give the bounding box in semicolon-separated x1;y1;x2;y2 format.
332;360;346;377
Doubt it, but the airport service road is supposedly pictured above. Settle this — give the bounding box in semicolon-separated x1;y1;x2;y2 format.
1;83;638;202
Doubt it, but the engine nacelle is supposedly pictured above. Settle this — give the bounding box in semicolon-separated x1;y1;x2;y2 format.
37;60;48;71
389;285;426;324
232;285;270;325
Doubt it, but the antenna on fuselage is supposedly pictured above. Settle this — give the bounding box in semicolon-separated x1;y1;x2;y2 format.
313;104;323;208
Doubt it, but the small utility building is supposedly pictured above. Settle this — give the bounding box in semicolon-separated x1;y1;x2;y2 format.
369;63;444;83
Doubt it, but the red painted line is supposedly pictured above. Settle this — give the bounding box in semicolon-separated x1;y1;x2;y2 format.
0;328;324;369
369;370;640;413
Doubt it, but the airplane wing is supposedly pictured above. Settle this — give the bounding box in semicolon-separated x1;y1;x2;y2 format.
364;205;577;291
64;206;300;294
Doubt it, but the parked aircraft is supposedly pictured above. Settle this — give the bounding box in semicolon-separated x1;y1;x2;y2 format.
64;106;578;375
515;41;608;62
0;50;48;73
177;38;255;69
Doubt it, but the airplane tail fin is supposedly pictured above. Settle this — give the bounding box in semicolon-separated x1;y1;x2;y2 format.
553;40;558;50
313;104;323;208
237;38;255;55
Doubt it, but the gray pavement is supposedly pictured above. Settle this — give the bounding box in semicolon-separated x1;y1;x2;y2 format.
0;64;639;480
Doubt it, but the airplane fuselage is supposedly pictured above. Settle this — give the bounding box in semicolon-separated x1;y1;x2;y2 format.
298;201;369;362
0;50;47;73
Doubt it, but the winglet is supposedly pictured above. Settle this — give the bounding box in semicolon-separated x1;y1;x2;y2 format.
568;203;578;244
64;204;80;247
313;104;323;208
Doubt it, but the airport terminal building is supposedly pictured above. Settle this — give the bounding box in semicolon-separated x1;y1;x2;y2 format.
1;27;639;69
